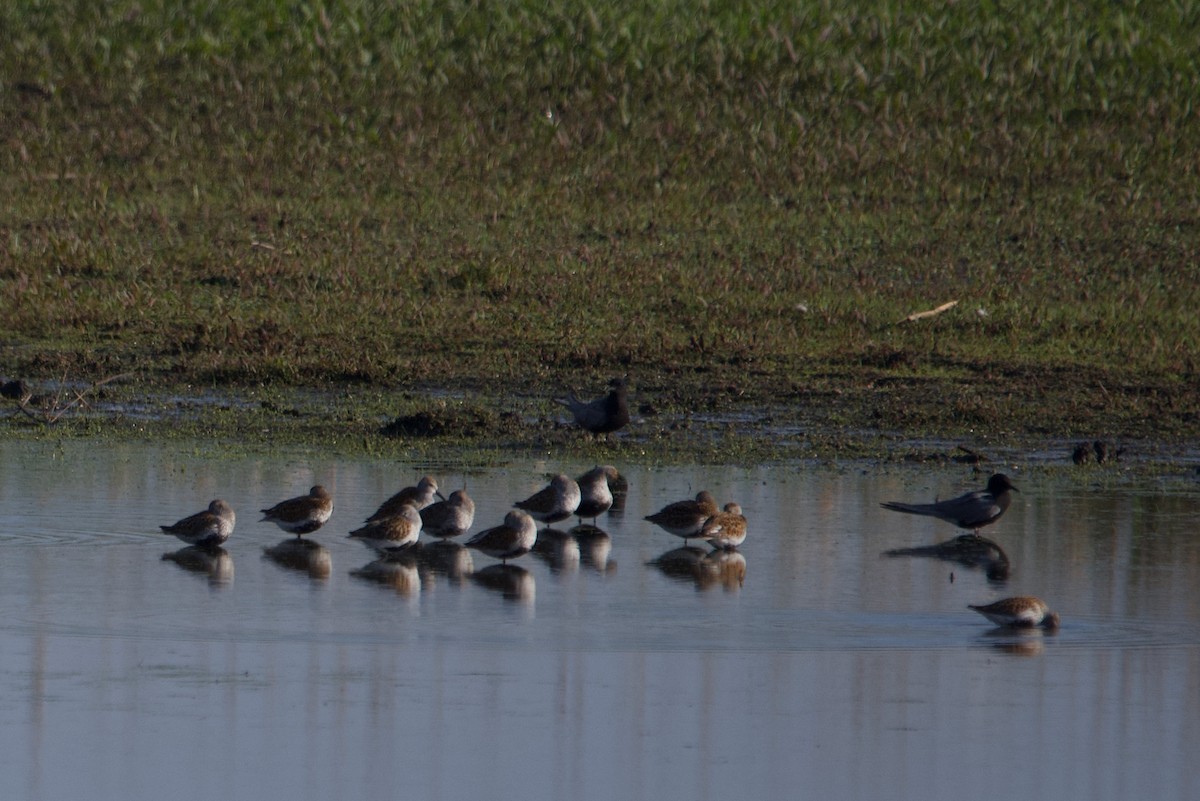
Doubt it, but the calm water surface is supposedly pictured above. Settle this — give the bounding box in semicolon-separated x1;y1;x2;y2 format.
0;441;1198;801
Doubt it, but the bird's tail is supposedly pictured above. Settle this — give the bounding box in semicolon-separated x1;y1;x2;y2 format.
552;392;580;409
879;501;938;516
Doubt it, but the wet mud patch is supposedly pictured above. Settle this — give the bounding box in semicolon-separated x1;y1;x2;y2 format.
381;403;526;439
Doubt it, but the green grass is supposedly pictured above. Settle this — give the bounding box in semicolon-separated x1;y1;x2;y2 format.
1;0;1199;453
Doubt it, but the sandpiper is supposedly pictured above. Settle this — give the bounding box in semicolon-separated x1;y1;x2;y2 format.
880;473;1018;532
645;490;719;542
466;510;538;564
575;465;620;523
969;596;1060;629
554;377;630;435
348;503;422;552
700;502;747;550
514;474;581;527
160;499;236;547
419;488;476;539
367;476;442;522
260;485;334;536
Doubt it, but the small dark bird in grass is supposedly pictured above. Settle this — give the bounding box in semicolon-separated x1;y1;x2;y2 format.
554;377;630;435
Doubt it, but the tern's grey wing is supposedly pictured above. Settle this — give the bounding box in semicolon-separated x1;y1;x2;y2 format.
569;397;609;430
928;490;1000;527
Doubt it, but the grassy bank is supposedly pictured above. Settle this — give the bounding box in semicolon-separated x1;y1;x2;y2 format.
2;1;1198;458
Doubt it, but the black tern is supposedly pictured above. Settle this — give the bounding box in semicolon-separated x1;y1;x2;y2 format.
880;473;1018;532
554;377;630;435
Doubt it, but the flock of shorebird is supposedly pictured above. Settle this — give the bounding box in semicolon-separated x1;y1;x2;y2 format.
160;470;1056;630
159;465;743;570
161;380;1057;629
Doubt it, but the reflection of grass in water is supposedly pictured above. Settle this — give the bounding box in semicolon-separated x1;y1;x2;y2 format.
2;2;1199;451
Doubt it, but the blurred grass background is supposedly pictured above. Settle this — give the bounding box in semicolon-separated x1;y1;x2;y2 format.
1;1;1197;439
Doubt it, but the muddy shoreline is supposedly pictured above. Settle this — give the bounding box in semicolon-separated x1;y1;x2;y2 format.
2;371;1197;476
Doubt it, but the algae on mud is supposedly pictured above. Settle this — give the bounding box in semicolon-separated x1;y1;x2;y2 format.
1;2;1198;461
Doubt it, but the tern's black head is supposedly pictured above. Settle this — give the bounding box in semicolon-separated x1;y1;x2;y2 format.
987;474;1017;494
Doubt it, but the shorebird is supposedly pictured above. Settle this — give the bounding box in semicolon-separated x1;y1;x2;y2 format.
969;596;1060;629
880;473;1018;532
514;474;581;527
348;503;422;552
575;465;619;523
466;510;538;564
260;485;334;536
419;489;476;539
367;476;442;522
160;499;236;547
700;502;747;550
645;490;719;542
554;377;630;435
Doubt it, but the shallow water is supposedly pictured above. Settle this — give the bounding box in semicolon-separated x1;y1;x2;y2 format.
0;441;1198;801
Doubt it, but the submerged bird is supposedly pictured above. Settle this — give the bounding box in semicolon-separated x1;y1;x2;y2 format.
367;476;442;522
160;499;236;547
880;474;1018;532
514;474;581;526
466;510;538;564
969;596;1060;629
575;465;620;523
419;489;476;539
645;491;719;542
260;485;334;536
348;503;422;552
700;502;747;550
554;377;630;435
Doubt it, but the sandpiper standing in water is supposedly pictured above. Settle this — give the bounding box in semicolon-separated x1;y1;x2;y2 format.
419;489;476;540
645;490;719;543
160;499;236;547
261;485;334;537
348;503;422;553
466;510;538;564
969;596;1060;629
700;502;747;550
574;465;620;524
514;474;581;527
367;476;443;522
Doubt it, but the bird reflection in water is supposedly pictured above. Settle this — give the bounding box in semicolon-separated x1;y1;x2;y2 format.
162;545;234;586
882;534;1011;583
350;546;421;597
531;528;580;574
570;524;616;575
978;627;1054;657
647;546;746;592
605;471;629;516
417;539;475;586
263;538;332;580
471;563;535;603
